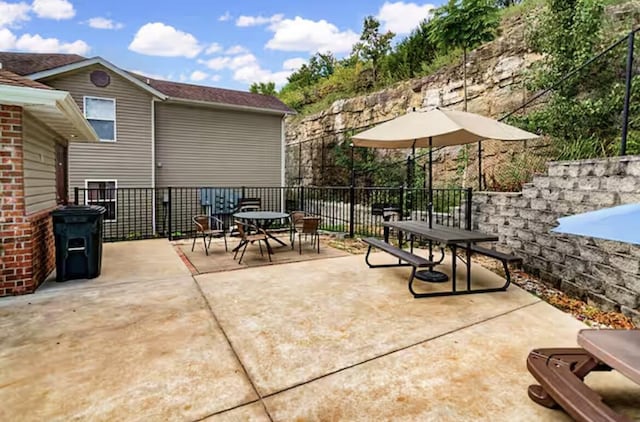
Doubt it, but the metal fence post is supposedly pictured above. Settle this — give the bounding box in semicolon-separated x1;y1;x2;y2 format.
300;185;305;210
349;184;355;238
167;187;173;241
465;188;473;230
73;187;79;205
241;186;246;198
621;31;635;156
398;185;405;221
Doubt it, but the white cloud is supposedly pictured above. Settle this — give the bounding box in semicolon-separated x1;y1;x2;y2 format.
32;0;75;20
225;44;248;55
236;13;283;27
190;70;208;81
2;31;90;54
0;28;17;49
199;53;258;71
210;74;221;82
266;17;358;53
205;42;222;54
0;1;30;28
376;1;435;34
282;57;306;71
129;22;202;58
86;17;123;30
218;11;231;21
233;64;291;86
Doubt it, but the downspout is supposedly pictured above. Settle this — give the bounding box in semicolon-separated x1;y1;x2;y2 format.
281;114;286;211
151;98;157;234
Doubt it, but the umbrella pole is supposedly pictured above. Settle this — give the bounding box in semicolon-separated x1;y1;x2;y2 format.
414;137;449;283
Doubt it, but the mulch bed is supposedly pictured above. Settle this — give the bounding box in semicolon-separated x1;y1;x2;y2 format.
329;237;635;329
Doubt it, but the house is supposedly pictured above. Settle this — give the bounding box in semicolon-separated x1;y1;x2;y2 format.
0;52;293;239
0;69;99;296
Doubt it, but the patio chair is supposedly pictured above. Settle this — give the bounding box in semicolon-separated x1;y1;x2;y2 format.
289;210;306;243
191;215;228;256
233;220;272;264
236;197;261;212
527;329;640;422
291;216;321;254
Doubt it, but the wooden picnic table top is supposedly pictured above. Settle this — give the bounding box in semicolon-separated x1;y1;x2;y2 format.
382;221;499;244
578;329;640;384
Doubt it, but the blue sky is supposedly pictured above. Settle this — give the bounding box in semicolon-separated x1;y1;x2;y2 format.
0;0;444;90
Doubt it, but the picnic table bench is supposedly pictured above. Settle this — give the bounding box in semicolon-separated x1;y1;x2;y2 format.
364;221;522;298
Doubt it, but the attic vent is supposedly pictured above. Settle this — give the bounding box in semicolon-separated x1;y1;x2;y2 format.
90;70;110;88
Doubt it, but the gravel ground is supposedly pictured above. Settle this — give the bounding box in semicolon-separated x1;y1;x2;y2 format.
329;237;636;329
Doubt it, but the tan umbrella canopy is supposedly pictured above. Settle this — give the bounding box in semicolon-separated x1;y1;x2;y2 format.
351;107;539;148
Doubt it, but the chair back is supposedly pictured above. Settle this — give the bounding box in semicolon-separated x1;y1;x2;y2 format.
193;215;210;232
235;220;247;239
302;217;320;233
290;210;306;225
237;197;261;212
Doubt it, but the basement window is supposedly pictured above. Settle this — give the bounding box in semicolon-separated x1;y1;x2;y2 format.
85;180;117;221
84;96;116;142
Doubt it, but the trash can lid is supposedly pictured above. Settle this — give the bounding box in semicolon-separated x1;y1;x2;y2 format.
52;205;106;216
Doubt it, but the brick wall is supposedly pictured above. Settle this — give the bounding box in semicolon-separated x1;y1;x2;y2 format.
0;105;56;296
472;156;640;324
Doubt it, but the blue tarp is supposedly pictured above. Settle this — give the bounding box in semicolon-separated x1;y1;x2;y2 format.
200;188;239;214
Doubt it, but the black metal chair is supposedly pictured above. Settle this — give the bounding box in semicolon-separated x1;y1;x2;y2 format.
191;215;227;256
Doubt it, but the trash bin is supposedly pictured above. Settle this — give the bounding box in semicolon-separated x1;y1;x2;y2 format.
52;205;105;282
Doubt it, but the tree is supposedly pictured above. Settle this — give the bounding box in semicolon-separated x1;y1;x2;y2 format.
382;18;438;81
429;0;499;110
249;81;277;96
286;52;336;89
352;16;395;85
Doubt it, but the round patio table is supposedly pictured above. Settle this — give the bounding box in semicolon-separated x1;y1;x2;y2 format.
233;211;290;251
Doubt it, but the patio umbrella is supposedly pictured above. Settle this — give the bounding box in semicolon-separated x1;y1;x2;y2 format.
552;203;640;245
352;107;539;281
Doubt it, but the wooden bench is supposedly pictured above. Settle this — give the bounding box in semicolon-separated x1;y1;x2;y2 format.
454;243;522;288
363;237;435;294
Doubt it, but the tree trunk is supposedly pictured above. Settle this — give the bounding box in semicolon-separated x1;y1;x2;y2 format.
463;48;468;112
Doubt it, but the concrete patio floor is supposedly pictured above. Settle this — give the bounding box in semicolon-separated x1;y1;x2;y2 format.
1;239;638;421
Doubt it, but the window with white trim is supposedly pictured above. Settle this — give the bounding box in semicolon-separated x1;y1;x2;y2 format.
86;180;117;221
84;97;116;141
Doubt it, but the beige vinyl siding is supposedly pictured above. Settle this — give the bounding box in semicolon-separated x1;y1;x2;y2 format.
22;113;61;215
43;64;154;188
155;102;282;187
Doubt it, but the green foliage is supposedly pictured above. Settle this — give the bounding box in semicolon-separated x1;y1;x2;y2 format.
485;151;547;191
286;52;336;89
352;16;395;85
332;141;406;187
528;0;605;97
495;0;522;6
429;0;500;54
249;81;277;96
380;19;438;81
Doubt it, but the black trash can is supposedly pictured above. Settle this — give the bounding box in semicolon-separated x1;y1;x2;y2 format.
52;205;105;282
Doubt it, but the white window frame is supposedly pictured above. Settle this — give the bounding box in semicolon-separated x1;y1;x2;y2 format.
85;179;117;222
83;96;117;142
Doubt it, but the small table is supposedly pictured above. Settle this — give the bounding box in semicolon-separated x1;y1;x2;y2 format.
233;211;289;250
382;221;499;297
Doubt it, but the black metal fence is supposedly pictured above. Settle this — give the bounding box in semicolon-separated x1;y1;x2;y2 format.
74;186;472;242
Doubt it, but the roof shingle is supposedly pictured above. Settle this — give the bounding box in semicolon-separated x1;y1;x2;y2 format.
0;69;52;89
0;52;85;76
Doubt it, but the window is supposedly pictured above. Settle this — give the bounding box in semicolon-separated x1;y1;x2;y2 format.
86;180;117;221
84;97;116;141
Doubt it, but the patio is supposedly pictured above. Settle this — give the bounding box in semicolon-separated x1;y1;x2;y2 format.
1;239;638;421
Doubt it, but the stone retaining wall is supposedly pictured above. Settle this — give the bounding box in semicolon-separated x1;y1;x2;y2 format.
472;156;640;324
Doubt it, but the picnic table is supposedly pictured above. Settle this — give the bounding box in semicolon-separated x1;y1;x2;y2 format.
363;221;521;298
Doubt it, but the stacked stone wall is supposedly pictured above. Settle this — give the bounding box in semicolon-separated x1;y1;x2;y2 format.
472;156;640;324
